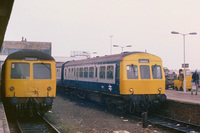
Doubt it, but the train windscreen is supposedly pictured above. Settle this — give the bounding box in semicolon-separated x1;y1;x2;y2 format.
33;63;51;79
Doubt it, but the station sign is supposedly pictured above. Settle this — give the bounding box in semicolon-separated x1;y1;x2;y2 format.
182;63;189;68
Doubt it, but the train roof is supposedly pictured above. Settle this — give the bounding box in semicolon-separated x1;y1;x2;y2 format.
64;51;145;66
6;50;55;60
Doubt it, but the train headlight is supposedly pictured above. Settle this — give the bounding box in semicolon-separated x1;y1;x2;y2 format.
129;88;133;92
158;88;162;92
10;86;15;91
47;87;51;91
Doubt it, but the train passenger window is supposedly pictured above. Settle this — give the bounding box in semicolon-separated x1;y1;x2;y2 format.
11;63;30;79
107;66;113;79
100;66;105;79
84;67;88;78
71;68;74;78
152;65;162;79
140;65;150;79
89;67;94;78
64;68;67;77
33;63;51;79
79;68;83;78
127;65;138;79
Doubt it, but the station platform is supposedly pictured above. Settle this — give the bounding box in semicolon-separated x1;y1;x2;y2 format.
165;89;200;105
0;102;10;133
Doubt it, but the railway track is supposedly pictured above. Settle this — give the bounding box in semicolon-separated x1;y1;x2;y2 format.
148;114;200;133
66;93;200;133
8;113;60;133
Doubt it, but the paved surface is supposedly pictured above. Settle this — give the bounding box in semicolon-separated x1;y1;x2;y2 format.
165;89;200;105
0;102;10;133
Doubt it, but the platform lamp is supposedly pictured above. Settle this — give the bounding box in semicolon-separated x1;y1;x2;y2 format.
113;45;132;53
171;31;197;93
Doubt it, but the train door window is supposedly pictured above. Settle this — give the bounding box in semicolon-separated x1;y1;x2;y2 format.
100;66;105;79
107;65;114;79
64;68;67;78
84;67;88;78
152;65;162;79
76;68;79;77
140;65;150;79
70;68;74;78
11;63;30;79
127;65;138;79
79;68;83;78
95;67;98;78
68;68;70;78
56;68;61;79
116;65;120;79
89;67;94;78
72;68;75;78
33;63;51;79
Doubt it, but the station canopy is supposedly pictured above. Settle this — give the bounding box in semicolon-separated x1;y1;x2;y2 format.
0;0;14;49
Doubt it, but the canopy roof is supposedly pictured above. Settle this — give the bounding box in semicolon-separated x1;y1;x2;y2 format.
0;0;14;49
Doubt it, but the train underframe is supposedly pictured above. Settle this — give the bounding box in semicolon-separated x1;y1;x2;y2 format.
59;86;166;113
5;97;53;117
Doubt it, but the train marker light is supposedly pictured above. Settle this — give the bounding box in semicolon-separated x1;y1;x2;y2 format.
47;87;51;91
10;86;15;91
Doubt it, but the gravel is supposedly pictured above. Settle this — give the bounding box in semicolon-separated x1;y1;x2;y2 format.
44;95;169;133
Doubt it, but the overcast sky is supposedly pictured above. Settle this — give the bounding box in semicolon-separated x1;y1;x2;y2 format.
4;0;200;70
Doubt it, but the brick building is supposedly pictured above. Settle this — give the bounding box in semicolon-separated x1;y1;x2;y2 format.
1;38;51;55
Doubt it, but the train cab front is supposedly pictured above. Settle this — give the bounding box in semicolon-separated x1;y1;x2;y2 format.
119;53;166;112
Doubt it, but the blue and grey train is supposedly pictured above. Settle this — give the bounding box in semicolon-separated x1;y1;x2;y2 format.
56;52;166;112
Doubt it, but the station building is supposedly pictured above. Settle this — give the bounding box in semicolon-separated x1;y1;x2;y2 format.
0;39;87;66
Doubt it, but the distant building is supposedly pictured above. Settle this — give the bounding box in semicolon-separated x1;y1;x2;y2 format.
1;38;51;55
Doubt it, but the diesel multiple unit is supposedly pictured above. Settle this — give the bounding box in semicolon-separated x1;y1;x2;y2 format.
57;52;166;112
1;50;56;117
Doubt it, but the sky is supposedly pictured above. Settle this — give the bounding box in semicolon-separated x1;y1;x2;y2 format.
4;0;200;70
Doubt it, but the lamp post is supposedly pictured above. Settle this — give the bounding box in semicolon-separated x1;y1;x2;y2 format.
171;31;197;93
113;45;132;52
110;35;113;55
